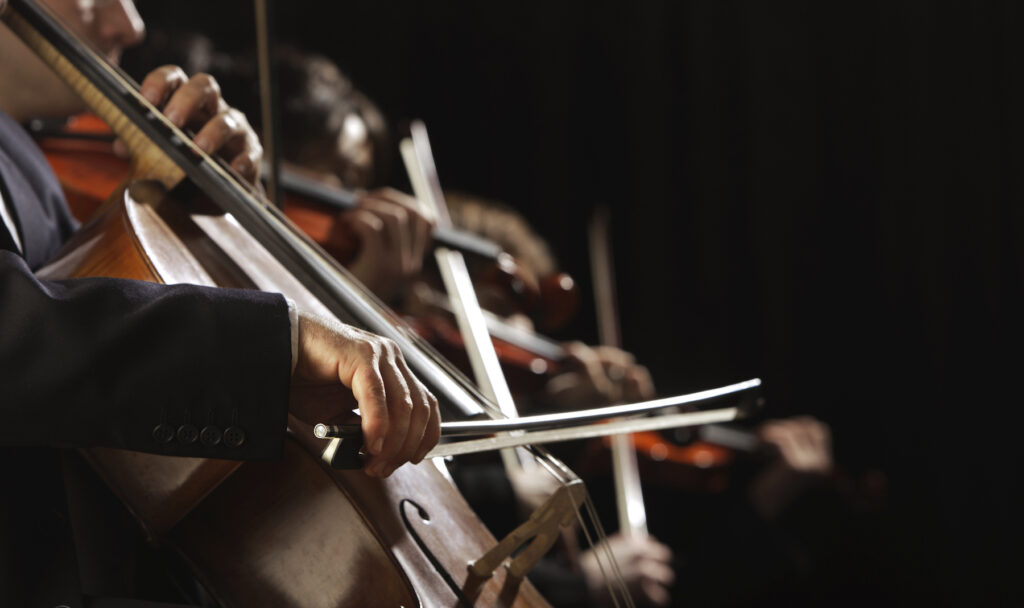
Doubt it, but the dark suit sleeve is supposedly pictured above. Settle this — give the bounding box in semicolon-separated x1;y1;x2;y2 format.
0;250;292;460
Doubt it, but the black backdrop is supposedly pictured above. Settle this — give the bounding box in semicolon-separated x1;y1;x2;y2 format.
129;1;1021;603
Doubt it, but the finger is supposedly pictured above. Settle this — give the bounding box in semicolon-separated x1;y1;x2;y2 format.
192;107;248;156
361;198;411;270
139;65;189;109
342;209;394;295
388;354;432;473
414;390;441;463
376;186;437;223
758;420;786;442
344;209;386;261
161;72;228;130
544;372;598;408
639;539;674;562
191;106;264;184
593;347;637;391
640;579;671;607
229;137;263;184
799;416;831;449
345;354;389;458
593;345;636;368
785;418;824;456
366;341;414;476
777;430;814;469
639;559;676;586
603;361;629;384
401;203;433;276
403;351;440;463
565;342;619;403
370;188;435;270
622;364;656;402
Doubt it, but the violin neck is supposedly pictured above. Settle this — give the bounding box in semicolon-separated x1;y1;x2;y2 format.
276;168;503;262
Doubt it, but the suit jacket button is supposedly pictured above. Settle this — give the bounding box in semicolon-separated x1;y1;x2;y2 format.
223;426;246;447
200;425;222;446
152;424;175;444
177;424;200;443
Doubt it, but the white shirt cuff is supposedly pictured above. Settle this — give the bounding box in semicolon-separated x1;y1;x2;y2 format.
286;297;299;375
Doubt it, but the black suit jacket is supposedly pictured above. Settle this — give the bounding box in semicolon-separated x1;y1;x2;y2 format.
0;111;293;606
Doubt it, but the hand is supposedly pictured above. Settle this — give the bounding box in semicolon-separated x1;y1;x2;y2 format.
760;416;833;475
341;187;434;301
289;312;440;478
581;533;675;607
749;416;833;520
544;343;655;408
121;66;263;184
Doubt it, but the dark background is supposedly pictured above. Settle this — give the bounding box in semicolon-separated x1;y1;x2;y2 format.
130;1;1020;604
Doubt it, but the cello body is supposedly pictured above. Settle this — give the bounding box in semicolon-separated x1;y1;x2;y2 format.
37;179;551;607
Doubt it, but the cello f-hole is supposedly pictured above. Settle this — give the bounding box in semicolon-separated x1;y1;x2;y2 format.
400;498;475;608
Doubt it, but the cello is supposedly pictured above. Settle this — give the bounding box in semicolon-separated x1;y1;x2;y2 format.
0;1;562;605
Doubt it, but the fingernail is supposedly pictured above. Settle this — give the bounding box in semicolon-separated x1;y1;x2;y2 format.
371;437;384;454
140;85;159;105
193;135;211;153
165;109;184;127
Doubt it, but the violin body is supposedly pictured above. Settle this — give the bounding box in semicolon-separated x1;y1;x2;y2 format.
38;179;550;607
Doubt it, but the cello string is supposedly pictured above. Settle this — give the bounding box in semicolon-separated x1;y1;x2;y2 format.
526;442;632;605
576;492;634;608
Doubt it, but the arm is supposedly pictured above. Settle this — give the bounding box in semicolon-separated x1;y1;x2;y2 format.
0;250;292;460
